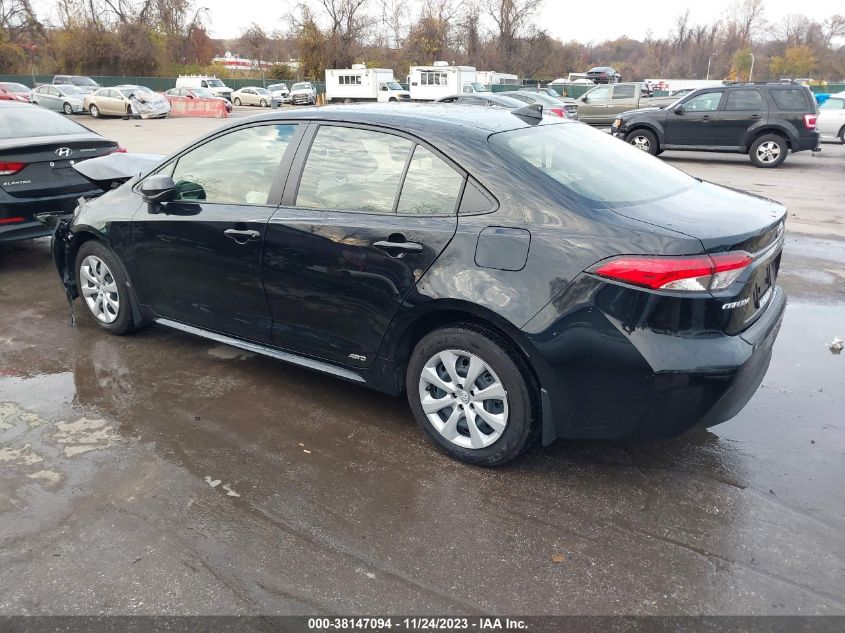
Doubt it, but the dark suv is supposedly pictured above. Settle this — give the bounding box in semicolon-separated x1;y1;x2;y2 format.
612;83;821;167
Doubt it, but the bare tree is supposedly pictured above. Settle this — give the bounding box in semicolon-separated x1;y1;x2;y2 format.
483;0;544;66
821;14;845;47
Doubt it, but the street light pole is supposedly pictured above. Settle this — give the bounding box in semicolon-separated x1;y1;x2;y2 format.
706;52;716;80
749;53;755;82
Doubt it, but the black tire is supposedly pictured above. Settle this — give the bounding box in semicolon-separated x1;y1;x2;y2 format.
259;99;267;107
63;102;73;115
625;129;659;155
89;104;100;118
74;241;137;335
233;97;242;106
839;126;845;145
405;323;539;466
749;133;788;168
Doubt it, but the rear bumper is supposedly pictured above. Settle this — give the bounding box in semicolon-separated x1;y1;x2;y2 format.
794;132;821;152
1;190;91;242
523;278;787;442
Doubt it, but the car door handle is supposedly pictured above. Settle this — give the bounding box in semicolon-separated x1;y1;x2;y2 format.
702;115;710;121
750;114;762;119
224;228;260;243
373;239;423;255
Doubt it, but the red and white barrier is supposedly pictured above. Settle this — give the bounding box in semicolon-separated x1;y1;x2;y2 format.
166;96;229;118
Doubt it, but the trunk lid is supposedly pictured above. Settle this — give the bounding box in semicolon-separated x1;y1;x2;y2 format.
0;134;118;202
613;180;787;334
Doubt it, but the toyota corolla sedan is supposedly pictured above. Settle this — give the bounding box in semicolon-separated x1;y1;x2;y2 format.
41;104;786;466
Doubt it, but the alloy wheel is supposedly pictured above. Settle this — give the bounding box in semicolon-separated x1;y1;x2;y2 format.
80;255;120;324
631;135;651;151
417;349;509;450
756;141;781;163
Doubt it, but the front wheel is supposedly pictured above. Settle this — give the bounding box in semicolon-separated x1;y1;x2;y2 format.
259;99;267;107
839;126;845;145
89;104;100;118
625;129;659;155
749;134;787;168
406;324;538;466
75;241;137;335
63;102;74;115
233;97;241;106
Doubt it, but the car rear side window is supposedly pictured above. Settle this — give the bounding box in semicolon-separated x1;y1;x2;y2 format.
169;124;297;205
821;97;844;110
725;89;765;111
296;126;413;214
397;146;464;215
491;123;695;207
612;85;635;99
770;88;809;110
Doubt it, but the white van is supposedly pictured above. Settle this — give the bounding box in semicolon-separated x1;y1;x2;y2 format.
325;65;409;103
175;76;233;101
408;62;481;101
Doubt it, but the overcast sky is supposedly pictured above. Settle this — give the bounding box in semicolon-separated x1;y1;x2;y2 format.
31;0;844;42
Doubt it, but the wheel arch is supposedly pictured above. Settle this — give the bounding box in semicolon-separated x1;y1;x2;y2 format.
625;122;664;144
381;300;543;398
745;126;793;151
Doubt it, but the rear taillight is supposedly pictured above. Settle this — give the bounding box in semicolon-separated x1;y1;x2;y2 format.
109;147;127;154
549;107;565;118
0;217;25;225
594;251;752;292
0;161;26;176
803;114;817;129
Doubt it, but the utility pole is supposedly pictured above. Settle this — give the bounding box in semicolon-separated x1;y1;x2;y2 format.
749;53;755;82
706;52;716;80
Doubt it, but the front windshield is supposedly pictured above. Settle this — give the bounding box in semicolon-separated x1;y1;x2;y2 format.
131;86;153;94
292;83;311;90
119;89;136;98
268;84;287;91
3;82;29;92
255;88;270;95
385;81;403;90
544;87;561;97
72;77;99;87
206;79;225;87
490;123;695;207
192;88;213;97
468;82;485;92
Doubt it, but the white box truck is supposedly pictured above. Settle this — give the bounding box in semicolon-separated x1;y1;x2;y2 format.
408;62;483;101
477;71;519;86
325;65;410;103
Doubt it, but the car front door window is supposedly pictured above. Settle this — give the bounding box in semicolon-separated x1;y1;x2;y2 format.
684;92;722;112
170;124;297;205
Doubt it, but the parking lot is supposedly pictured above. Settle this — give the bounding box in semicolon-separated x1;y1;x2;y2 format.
1;113;844;615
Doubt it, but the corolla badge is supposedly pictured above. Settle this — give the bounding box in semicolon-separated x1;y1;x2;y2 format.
55;147;73;157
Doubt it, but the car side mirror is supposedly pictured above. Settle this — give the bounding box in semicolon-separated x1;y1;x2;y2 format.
674;104;685;114
140;175;178;207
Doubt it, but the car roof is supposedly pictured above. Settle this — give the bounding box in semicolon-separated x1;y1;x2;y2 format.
241;103;564;136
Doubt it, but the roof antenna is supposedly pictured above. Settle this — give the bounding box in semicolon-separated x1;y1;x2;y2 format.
512;103;543;124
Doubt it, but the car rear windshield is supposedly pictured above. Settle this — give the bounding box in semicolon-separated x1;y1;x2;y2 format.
2;82;29;92
0;106;90;139
72;77;99;87
490;123;695;207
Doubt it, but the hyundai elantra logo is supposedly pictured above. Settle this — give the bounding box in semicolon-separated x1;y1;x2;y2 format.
55;147;72;157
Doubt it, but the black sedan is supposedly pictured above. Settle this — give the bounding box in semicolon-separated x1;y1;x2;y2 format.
1;101;120;242
586;66;621;83
42;104;786;466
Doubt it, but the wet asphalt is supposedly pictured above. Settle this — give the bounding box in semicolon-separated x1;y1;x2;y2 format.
0;118;843;615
